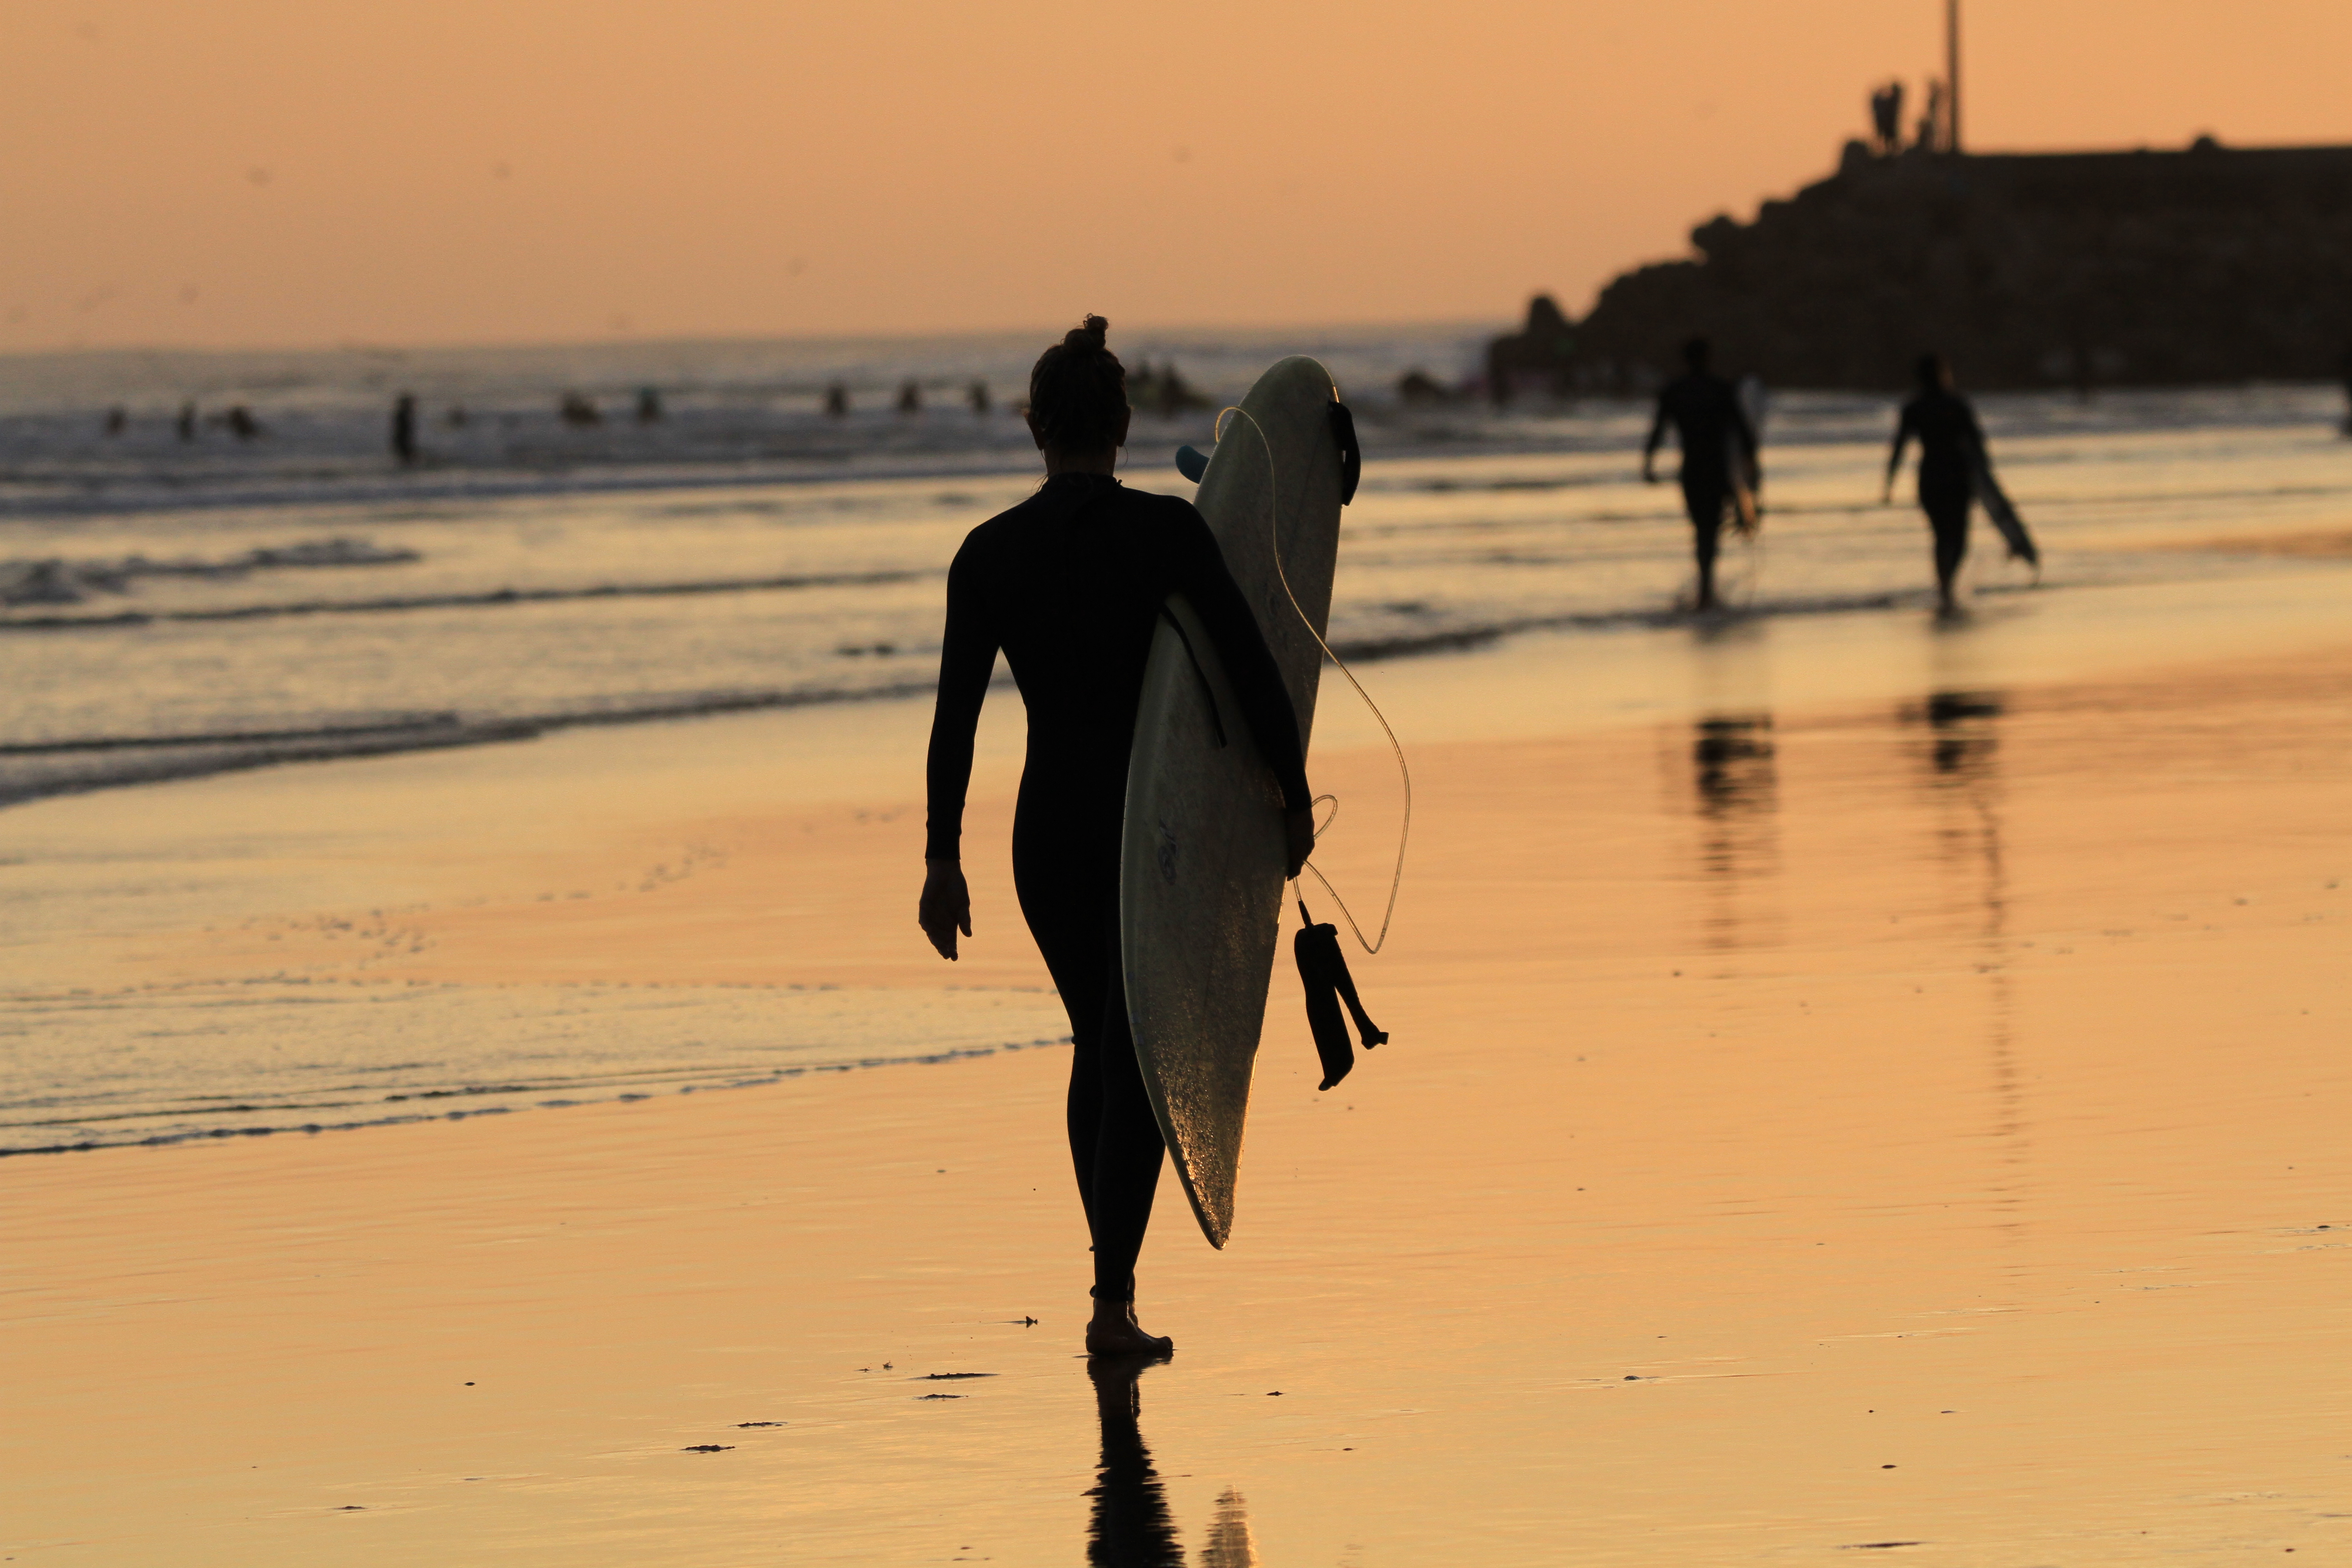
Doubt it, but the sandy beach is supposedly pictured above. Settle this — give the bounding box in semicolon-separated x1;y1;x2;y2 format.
6;566;2350;1563
16;5;2352;1559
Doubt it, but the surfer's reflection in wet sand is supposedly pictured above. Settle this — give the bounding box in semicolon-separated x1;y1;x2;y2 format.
1907;690;2032;1255
1688;714;1781;950
1918;690;2001;783
1086;1357;1183;1566
1086;1357;1259;1568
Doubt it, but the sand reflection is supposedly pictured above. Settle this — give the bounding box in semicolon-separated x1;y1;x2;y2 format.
1687;713;1779;949
1918;690;2002;785
1908;690;2029;1249
1197;1486;1259;1568
1086;1356;1184;1565
1086;1357;1257;1568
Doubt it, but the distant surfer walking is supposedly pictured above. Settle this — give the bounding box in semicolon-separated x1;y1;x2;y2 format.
919;316;1315;1357
1642;338;1760;613
1883;353;1989;613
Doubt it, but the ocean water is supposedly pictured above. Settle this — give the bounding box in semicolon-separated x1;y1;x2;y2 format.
4;327;2350;1152
5;329;2345;808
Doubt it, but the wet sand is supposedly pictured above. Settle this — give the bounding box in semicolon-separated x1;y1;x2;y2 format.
5;591;2352;1563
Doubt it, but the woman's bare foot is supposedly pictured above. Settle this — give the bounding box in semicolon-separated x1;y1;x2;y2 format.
1085;1298;1174;1358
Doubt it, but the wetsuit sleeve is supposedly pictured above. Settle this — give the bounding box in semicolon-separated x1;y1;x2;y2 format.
923;536;998;862
1167;508;1312;813
1886;402;1917;482
1643;387;1673;458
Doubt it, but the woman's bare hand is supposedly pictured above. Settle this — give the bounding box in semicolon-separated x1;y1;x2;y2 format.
1284;807;1316;880
919;860;972;960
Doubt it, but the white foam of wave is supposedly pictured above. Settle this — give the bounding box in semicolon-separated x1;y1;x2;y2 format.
0;978;1073;1156
0;536;416;606
1;382;2347;813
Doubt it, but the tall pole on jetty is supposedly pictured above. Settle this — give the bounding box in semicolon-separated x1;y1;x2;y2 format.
1946;0;1962;152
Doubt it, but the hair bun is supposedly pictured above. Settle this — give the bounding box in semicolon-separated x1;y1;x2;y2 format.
1029;314;1127;451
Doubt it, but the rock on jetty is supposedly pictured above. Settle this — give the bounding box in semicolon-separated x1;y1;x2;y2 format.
1499;138;2352;394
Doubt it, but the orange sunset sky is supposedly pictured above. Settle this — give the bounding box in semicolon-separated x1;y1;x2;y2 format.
6;0;2349;352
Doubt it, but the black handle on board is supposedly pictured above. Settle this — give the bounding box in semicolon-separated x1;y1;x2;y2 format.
1328;401;1361;506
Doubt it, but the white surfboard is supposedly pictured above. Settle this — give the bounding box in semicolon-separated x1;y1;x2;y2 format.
1120;356;1349;1249
1726;373;1764;534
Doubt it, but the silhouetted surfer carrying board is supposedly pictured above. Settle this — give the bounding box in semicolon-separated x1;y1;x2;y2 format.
1642;337;1761;612
919;317;1315;1358
1883;352;2038;613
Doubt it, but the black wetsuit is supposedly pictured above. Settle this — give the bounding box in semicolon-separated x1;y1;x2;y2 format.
925;473;1309;1303
1890;387;1986;586
1646;372;1759;584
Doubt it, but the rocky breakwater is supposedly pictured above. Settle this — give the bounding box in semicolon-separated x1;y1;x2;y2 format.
1501;138;2352;394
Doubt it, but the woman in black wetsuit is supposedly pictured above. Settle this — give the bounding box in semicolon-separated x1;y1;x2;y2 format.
1883;353;1989;613
918;317;1315;1357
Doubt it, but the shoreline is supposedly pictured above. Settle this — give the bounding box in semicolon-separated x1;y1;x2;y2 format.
7;523;2351;812
10;557;2352;1156
0;1021;1070;1161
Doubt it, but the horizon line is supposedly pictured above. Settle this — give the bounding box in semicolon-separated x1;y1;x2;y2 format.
0;315;1512;367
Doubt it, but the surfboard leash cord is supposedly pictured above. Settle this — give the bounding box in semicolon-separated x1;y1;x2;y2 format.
1215;402;1411;956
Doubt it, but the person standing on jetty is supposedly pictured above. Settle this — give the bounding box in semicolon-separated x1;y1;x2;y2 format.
919;316;1315;1357
1642;338;1760;612
1883;353;1987;613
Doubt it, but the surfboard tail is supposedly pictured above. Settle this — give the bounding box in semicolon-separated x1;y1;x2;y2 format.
1970;450;2040;570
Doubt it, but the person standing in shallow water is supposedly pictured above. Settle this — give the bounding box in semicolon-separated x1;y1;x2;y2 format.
1642;338;1760;612
1883;353;1987;614
391;393;418;465
919;316;1315;1358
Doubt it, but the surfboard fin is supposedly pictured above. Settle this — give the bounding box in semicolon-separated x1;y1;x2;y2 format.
1175;444;1212;483
1294;897;1387;1091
